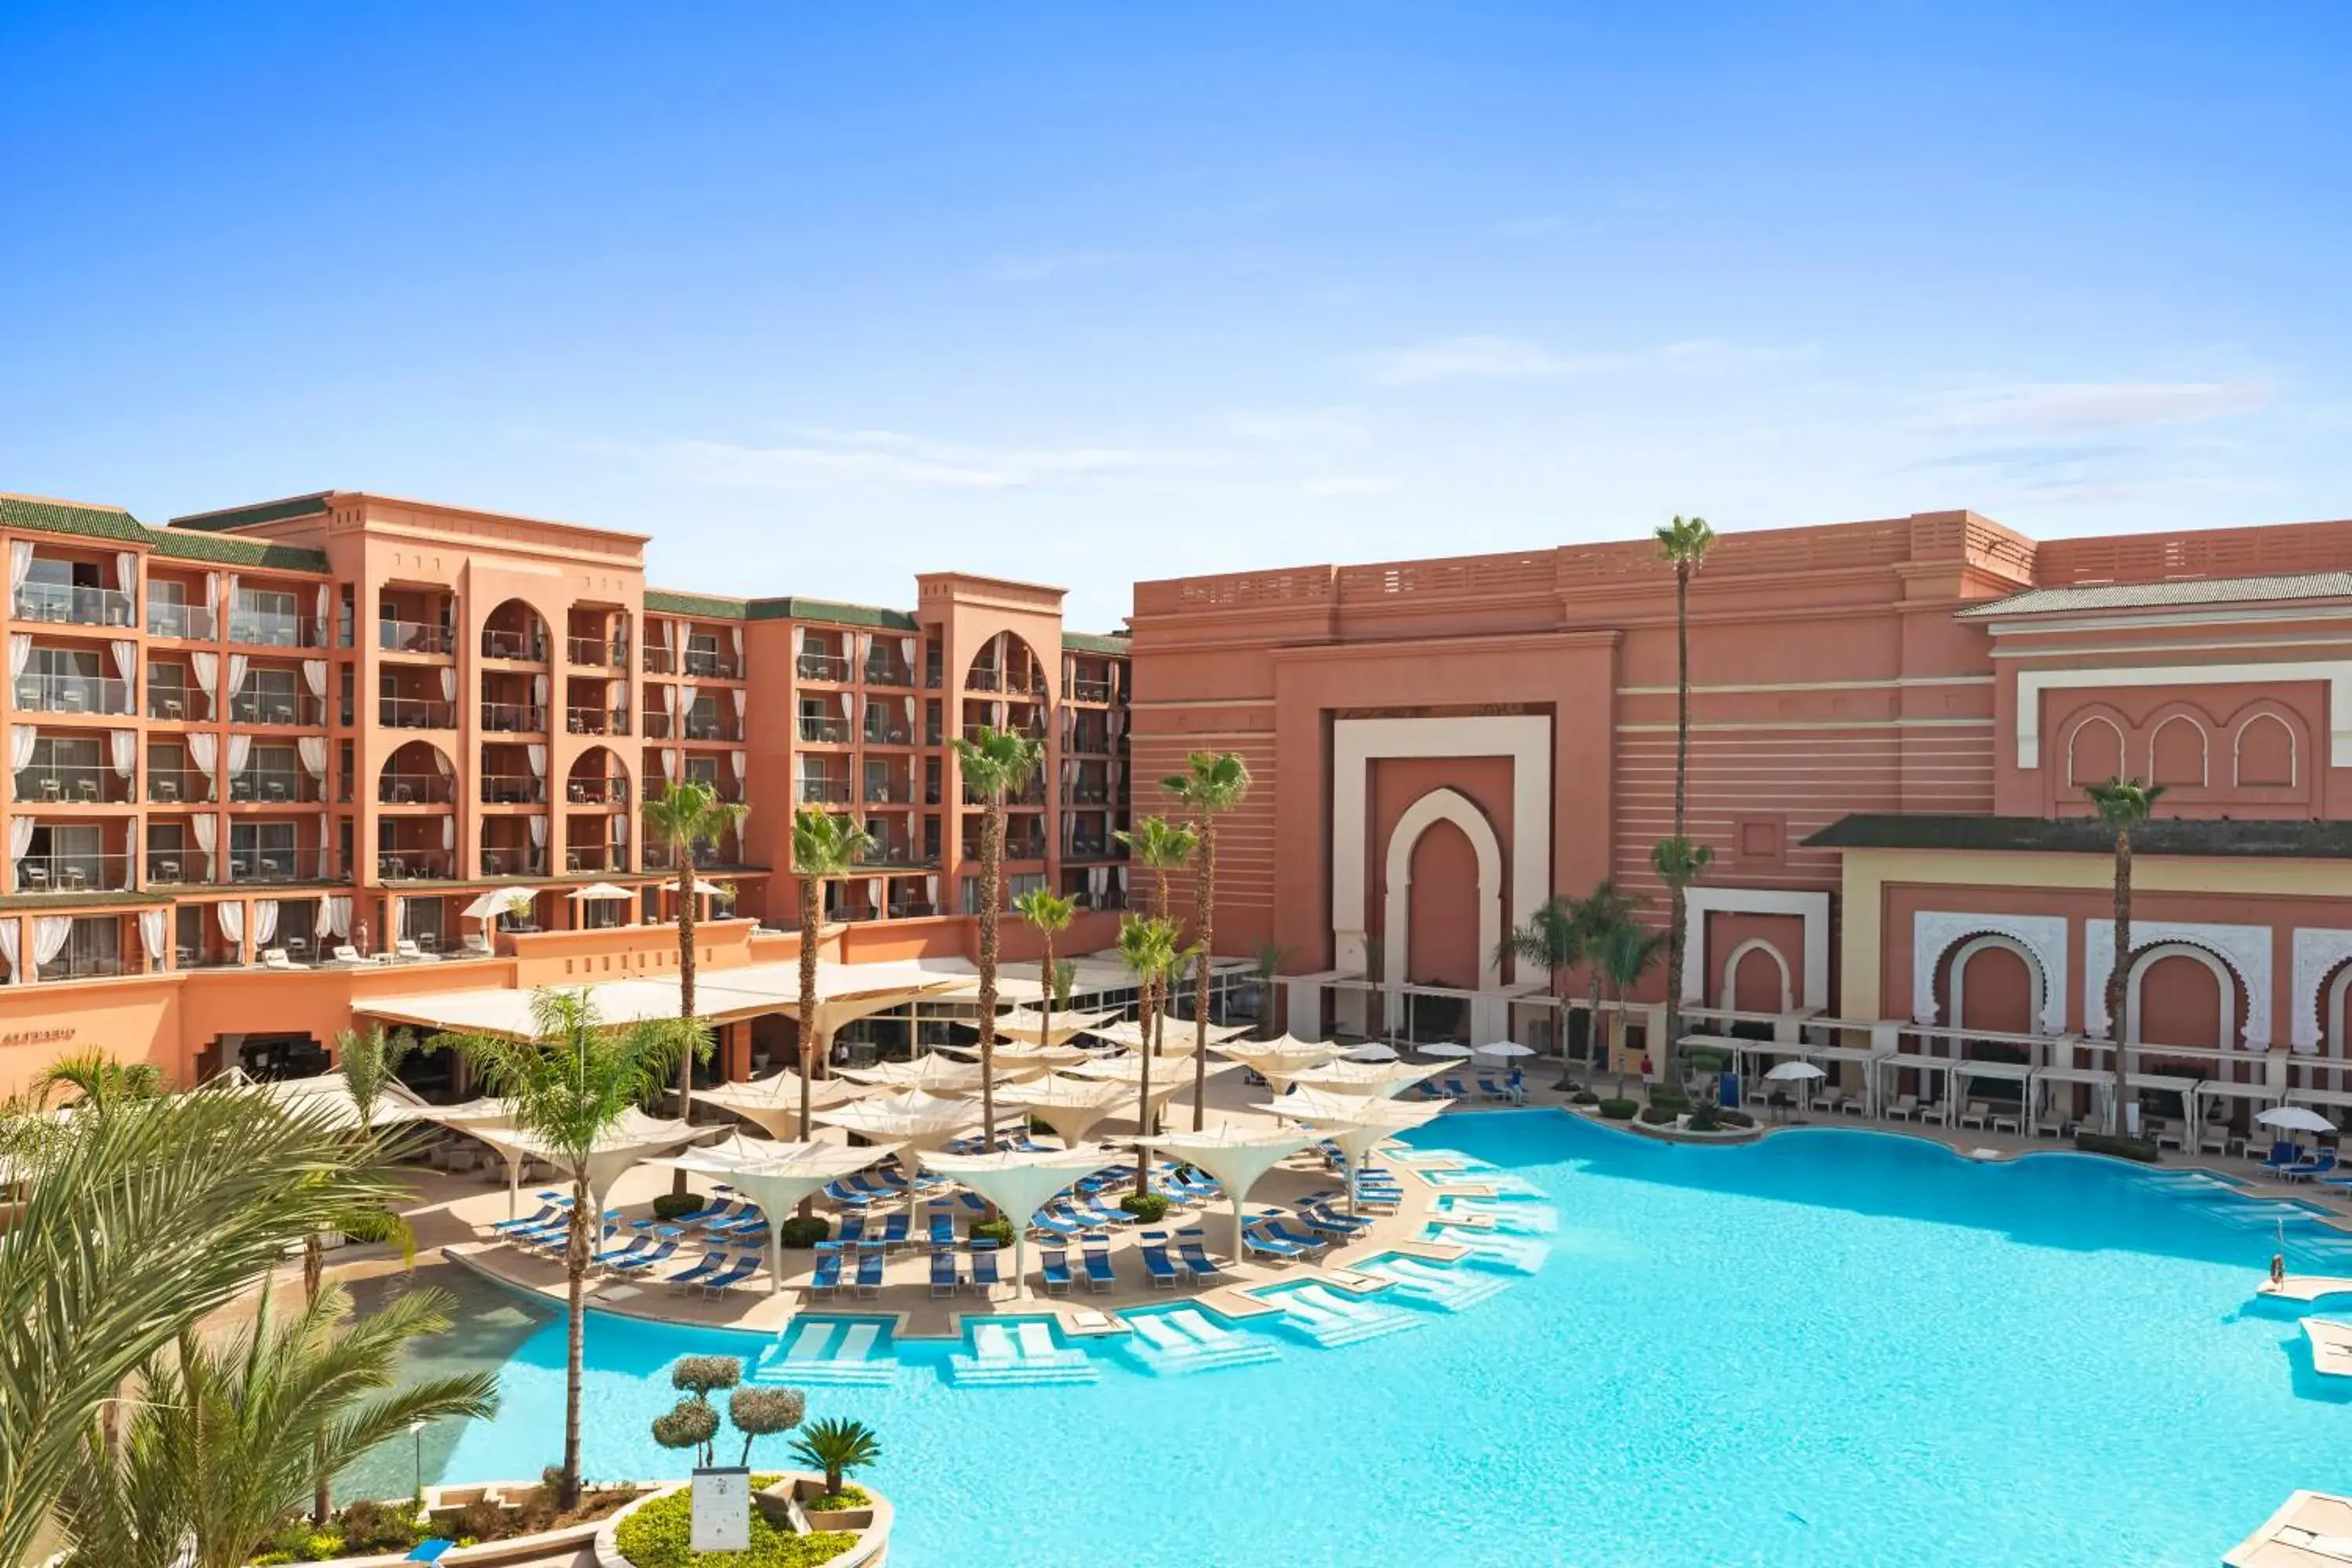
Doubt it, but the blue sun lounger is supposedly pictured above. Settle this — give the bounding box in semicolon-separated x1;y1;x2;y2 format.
607;1240;679;1276
698;1254;759;1298
930;1250;961;1297
1039;1247;1073;1295
2287;1150;2339;1183
2262;1139;2303;1175
855;1245;886;1299
673;1196;742;1228
928;1213;956;1250
1030;1207;1088;1242
877;1211;912;1250
968;1243;1002;1294
1254;1218;1331;1257
1174;1232;1227;1279
807;1249;843;1298
1080;1243;1116;1291
592;1234;652;1268
1242;1229;1309;1262
492;1196;565;1232
1138;1235;1181;1290
667;1250;729;1293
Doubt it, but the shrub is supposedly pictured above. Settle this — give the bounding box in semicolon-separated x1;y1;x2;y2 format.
1719;1109;1756;1128
1637;1105;1679;1126
1596;1098;1638;1120
252;1555;296;1567
789;1417;883;1497
728;1385;807;1466
970;1217;1014;1246
672;1355;744;1399
298;1534;344;1561
652;1396;722;1465
2076;1131;2161;1163
1647;1089;1693;1114
1685;1105;1722;1132
804;1484;871;1512
1119;1192;1171;1223
1570;1091;1599;1106
652;1192;705;1221
335;1497;419;1552
775;1214;830;1249
612;1486;858;1567
447;1499;509;1543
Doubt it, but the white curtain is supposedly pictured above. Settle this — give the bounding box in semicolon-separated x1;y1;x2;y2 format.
8;818;34;892
441;815;455;851
191;815;216;874
7;541;31;593
666;747;682;779
31;916;71;978
216;902;244;947
680;684;699;720
187;732;219;793
664;684;680;717
615;678;630;714
110;641;136;695
654;749;671;780
903;695;915;724
0;919;16;980
431;746;452;778
225;735;252;779
205;571;221;613
190;651;219;713
138;909;168;962
528;816;547;849
321;895;350;939
8;725;34;772
838;691;853;720
227;654;249;698
297;736;328;779
924;873;939;906
302;660;327;699
114;550;136;594
110;730;135;779
526;744;547;779
8;633;30;681
731;626;743;659
728;750;745;779
225;575;241;617
532;673;550;706
439;666;457;702
252;900;278;948
736;688;749;720
314;584;329;626
613;814;629;846
1114;866;1128;898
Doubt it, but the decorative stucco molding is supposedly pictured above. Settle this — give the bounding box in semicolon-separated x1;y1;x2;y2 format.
2084;917;2271;1047
2290;928;2352;1054
1677;887;1830;1013
2014;659;2352;770
1911;911;2068;1036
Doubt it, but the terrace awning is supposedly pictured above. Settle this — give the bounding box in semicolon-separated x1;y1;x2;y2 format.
697;1069;865;1141
1084;1018;1251;1054
355;958;978;1038
808;1087;981;1152
1214;1035;1348;1092
453;1107;710;1243
1138;1121;1326;1257
985;1007;1119;1048
1258;1086;1443;1214
835;1054;1002;1094
993;1074;1131;1147
651;1133;903;1295
918;1144;1123;1298
1284;1058;1442;1100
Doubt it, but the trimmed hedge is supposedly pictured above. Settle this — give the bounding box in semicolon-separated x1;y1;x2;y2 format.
1719;1109;1756;1128
2075;1131;2161;1163
1637;1105;1679;1126
1120;1192;1171;1223
970;1217;1015;1247
613;1486;858;1568
652;1192;706;1222
1570;1091;1599;1107
775;1215;830;1249
1596;1098;1639;1120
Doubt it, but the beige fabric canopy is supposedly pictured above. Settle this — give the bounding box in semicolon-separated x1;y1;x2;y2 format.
1085;1018;1251;1054
358;958;977;1039
986;1007;1119;1047
1215;1035;1349;1092
698;1069;865;1141
1285;1058;1442;1099
993;1074;1131;1147
836;1054;1002;1094
919;1143;1123;1298
212;1067;436;1132
567;882;633;902
809;1088;981;1152
449;1107;710;1242
934;1037;1094;1080
1260;1086;1444;1212
652;1134;904;1294
1138;1121;1325;1256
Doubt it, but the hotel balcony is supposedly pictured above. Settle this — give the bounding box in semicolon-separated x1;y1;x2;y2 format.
379;617;456;655
379;694;455;730
641;710;674;739
13;579;134;629
479;772;546;805
642;645;677;675
558;842;628;874
863;653;914;687
145;764;211;805
226;604;325;649
228;765;323;805
16;672;132;717
379;740;459;805
481;601;550;663
799;714;849;744
853;836;932;868
227;844;334;884
686;648;743;680
230;688;327;728
797;775;851;804
564;766;630;807
566;634;624;668
796;650;849;683
862;704;914;746
13;755;134;805
684;713;743;743
564;706;630;737
862;770;916;805
481;700;547;735
376;850;455;882
145;600;216;640
477;824;546;879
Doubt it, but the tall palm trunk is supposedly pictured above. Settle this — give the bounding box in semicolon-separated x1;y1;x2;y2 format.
559;1168;589;1509
977;800;1002;1144
797;873;822;1215
1191;815;1217;1129
305;1234;328;1523
1134;977;1155;1196
671;851;698;1196
1663;559;1692;1084
2107;828;2133;1134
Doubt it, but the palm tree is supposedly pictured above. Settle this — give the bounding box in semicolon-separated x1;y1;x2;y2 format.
0;1092;408;1566
55;1282;498;1568
445;989;706;1508
642;781;751;1151
31;1048;164;1112
1115;816;1200;1063
1595;920;1670;1096
791;807;877;1163
949;726;1043;1143
1163;751;1250;1128
1498;884;1638;1086
1014;887;1078;1071
1653;513;1715;1088
1116;913;1181;1195
788;1416;882;1500
2089;776;2167;1134
1252;942;1291;1040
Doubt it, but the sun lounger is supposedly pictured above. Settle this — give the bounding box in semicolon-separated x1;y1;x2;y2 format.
1138;1236;1180;1290
808;1248;843;1299
928;1213;956;1251
854;1245;885;1299
1959;1101;1990;1131
673;1197;742;1227
492;1198;565;1233
667;1251;728;1292
1174;1233;1227;1279
1439;1076;1473;1098
1887;1094;1919;1121
1030;1208;1088;1243
699;1254;759;1298
2263;1139;2304;1176
1080;1243;1116;1291
1040;1247;1074;1295
1301;1203;1374;1237
1475;1073;1512;1102
930;1250;960;1298
968;1243;1002;1296
877;1212;911;1250
1254;1218;1331;1258
606;1240;679;1276
1243;1230;1308;1262
2287;1151;2340;1184
591;1235;652;1269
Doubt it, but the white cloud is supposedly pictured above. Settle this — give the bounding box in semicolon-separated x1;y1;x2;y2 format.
1941;380;2273;431
653;430;1136;492
1361;334;1807;388
1298;474;1399;499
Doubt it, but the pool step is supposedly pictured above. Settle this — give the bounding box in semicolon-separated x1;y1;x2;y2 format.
1262;1284;1423;1348
752;1319;898;1387
1122;1308;1280;1374
1359;1254;1511;1311
1438;1198;1559;1235
1429;1226;1551;1272
949;1320;1102;1386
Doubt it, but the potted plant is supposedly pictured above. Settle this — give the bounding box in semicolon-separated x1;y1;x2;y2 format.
789;1417;883;1528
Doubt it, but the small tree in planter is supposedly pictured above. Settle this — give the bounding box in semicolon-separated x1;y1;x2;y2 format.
789;1417;882;1499
727;1386;806;1466
652;1398;721;1468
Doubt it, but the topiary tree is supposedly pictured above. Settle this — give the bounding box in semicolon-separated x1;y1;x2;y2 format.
651;1397;721;1468
671;1356;743;1403
727;1386;806;1466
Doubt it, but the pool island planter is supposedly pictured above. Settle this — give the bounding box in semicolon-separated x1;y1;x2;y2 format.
592;1472;893;1568
285;1480;658;1567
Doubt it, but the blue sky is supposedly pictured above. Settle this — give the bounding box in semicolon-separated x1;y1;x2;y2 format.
3;2;2347;628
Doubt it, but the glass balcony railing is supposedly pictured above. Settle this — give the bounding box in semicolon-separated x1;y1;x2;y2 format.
564;775;630;805
227;769;321;804
15;674;132;715
146;769;210;804
231;693;327;727
477;775;546;804
374;851;452;881
798;716;849;743
862;779;913;804
641;711;674;739
1069;677;1112;702
145;851;198;884
480;702;546;733
13;582;134;627
13;765;132;804
379;773;458;805
686;717;742;742
862;721;913;746
642;647;677;674
227;612;324;648
378;696;455;729
862;658;914;687
379;619;455;654
14;852;133;893
147;684;199;721
565;635;621;667
795;652;848;682
481;629;548;662
477;848;546;877
559;845;627;873
227;848;334;883
146;602;215;639
48;947;128;981
686;650;742;679
797;778;851;804
563;708;630;736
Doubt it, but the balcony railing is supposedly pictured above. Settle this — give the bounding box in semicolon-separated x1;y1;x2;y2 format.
853;840;927;866
1065;785;1111;805
560;845;627;873
797;778;851;804
377;696;454;730
686;651;742;680
795;652;848;682
798;716;849;743
1003;837;1047;862
232;692;327;727
862;658;913;687
1069;729;1110;754
963;723;1047;745
146;769;210;804
145;851;198;884
862;723;913;746
379;619;455;654
13;853;132;893
481;629;548;662
227;612;324;648
480;702;546;733
15;674;133;715
564;775;630;805
641;711;674;739
228;770;321;804
477;848;547;877
479;775;547;804
13;765;133;804
380;773;459;805
147;684;199;721
862;779;913;804
642;844;677;870
686;718;742;742
146;602;215;639
1069;677;1112;702
375;851;451;881
49;946;129;981
13;582;134;627
1067;837;1111;859
563;708;630;736
642;647;677;674
565;635;621;667
230;847;334;883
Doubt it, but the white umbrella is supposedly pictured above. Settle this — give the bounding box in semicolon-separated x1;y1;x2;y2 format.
1342;1042;1399;1062
653;1134;905;1294
1417;1041;1475;1059
1766;1062;1827;1082
2258;1105;2337;1134
918;1144;1123;1298
567;882;631;902
1138;1121;1326;1257
1287;1058;1443;1099
1474;1041;1536;1059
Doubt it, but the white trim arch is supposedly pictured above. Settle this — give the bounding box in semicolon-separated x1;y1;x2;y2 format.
2145;712;2209;788
1381;786;1504;1030
2065;713;2126;787
2325;964;2352;1085
2233;710;2300;789
1716;938;1793;1014
2085;917;2270;1046
1679;887;1831;1011
1911;911;2068;1035
2291;927;2352;1053
1946;933;2046;1037
2123;941;2237;1056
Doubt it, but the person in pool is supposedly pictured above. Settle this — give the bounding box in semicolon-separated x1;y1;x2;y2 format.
2273;1254;2288;1287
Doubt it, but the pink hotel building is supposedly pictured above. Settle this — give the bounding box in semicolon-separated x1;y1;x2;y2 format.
2;485;2350;1134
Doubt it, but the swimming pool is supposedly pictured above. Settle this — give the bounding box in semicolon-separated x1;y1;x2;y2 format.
405;1112;2352;1566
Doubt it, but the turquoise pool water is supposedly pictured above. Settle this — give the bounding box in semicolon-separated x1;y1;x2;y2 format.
424;1112;2351;1566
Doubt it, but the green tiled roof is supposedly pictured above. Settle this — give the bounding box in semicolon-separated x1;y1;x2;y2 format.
644;590;921;631
167;493;332;532
1062;630;1131;655
644;590;748;620
1805;813;2352;860
143;528;329;573
0;495;149;543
